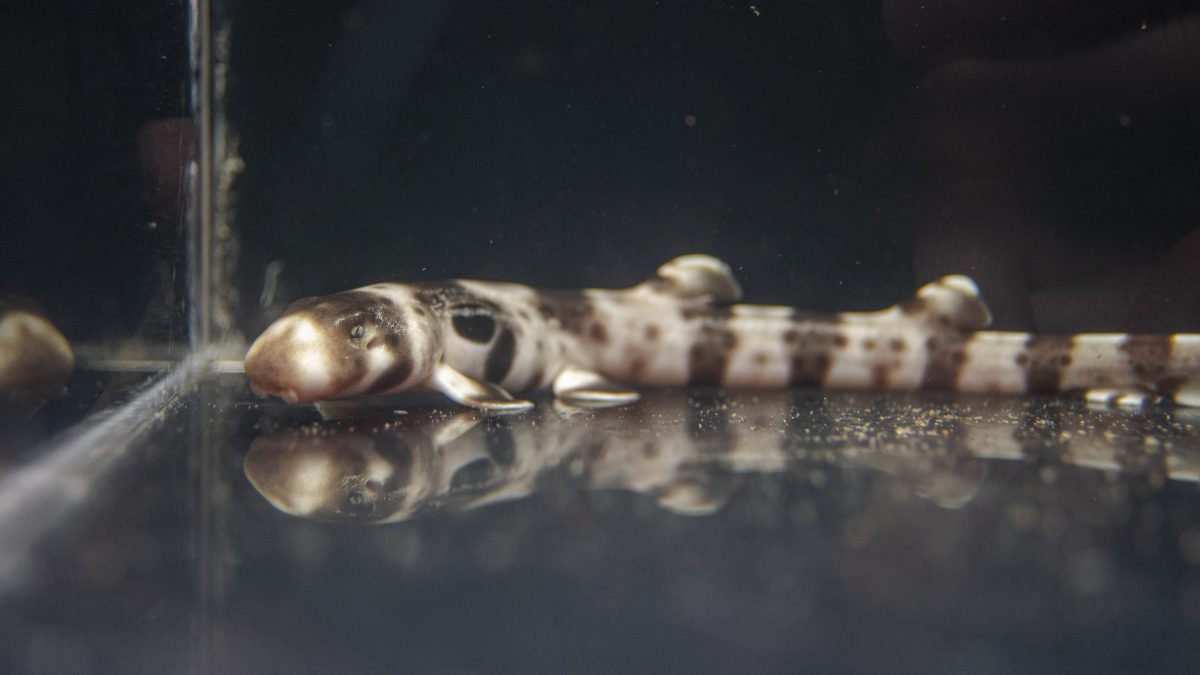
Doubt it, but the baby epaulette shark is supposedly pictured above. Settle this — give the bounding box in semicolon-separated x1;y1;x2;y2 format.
244;255;1200;413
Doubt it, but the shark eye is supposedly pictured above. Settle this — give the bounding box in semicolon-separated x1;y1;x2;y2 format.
349;324;366;340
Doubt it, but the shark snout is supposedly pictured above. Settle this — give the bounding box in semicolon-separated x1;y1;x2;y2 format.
244;320;337;403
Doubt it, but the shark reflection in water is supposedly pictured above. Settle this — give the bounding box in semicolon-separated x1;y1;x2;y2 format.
243;392;1200;524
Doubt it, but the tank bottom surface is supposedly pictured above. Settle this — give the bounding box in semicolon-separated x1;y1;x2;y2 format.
1;373;1199;673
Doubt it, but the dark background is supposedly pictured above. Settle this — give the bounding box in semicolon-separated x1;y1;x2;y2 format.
2;0;1198;347
229;0;1200;337
0;0;191;346
229;0;892;315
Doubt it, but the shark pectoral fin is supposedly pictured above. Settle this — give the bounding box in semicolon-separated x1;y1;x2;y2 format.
552;366;640;409
904;275;993;330
429;363;534;414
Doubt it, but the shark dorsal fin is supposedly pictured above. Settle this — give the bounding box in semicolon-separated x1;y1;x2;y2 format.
900;275;993;331
649;255;743;303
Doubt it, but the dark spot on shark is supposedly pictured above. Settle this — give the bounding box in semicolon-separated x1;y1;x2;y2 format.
452;313;497;343
369;356;414;394
589;322;608;343
689;343;726;386
485;328;516;384
921;333;971;390
1122;334;1172;382
789;352;832;387
688;308;735;385
786;326;840;387
1023;335;1075;393
872;363;890;388
537;290;594;334
629;356;647;380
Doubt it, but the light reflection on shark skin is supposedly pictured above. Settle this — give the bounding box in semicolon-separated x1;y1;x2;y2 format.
243;392;1200;524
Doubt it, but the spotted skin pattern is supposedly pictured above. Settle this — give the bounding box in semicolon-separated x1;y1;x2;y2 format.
243;255;1200;411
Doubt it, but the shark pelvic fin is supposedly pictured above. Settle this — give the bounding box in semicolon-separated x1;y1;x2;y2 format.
552;366;641;409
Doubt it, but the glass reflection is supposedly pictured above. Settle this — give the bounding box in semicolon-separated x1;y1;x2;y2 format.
245;391;1200;524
